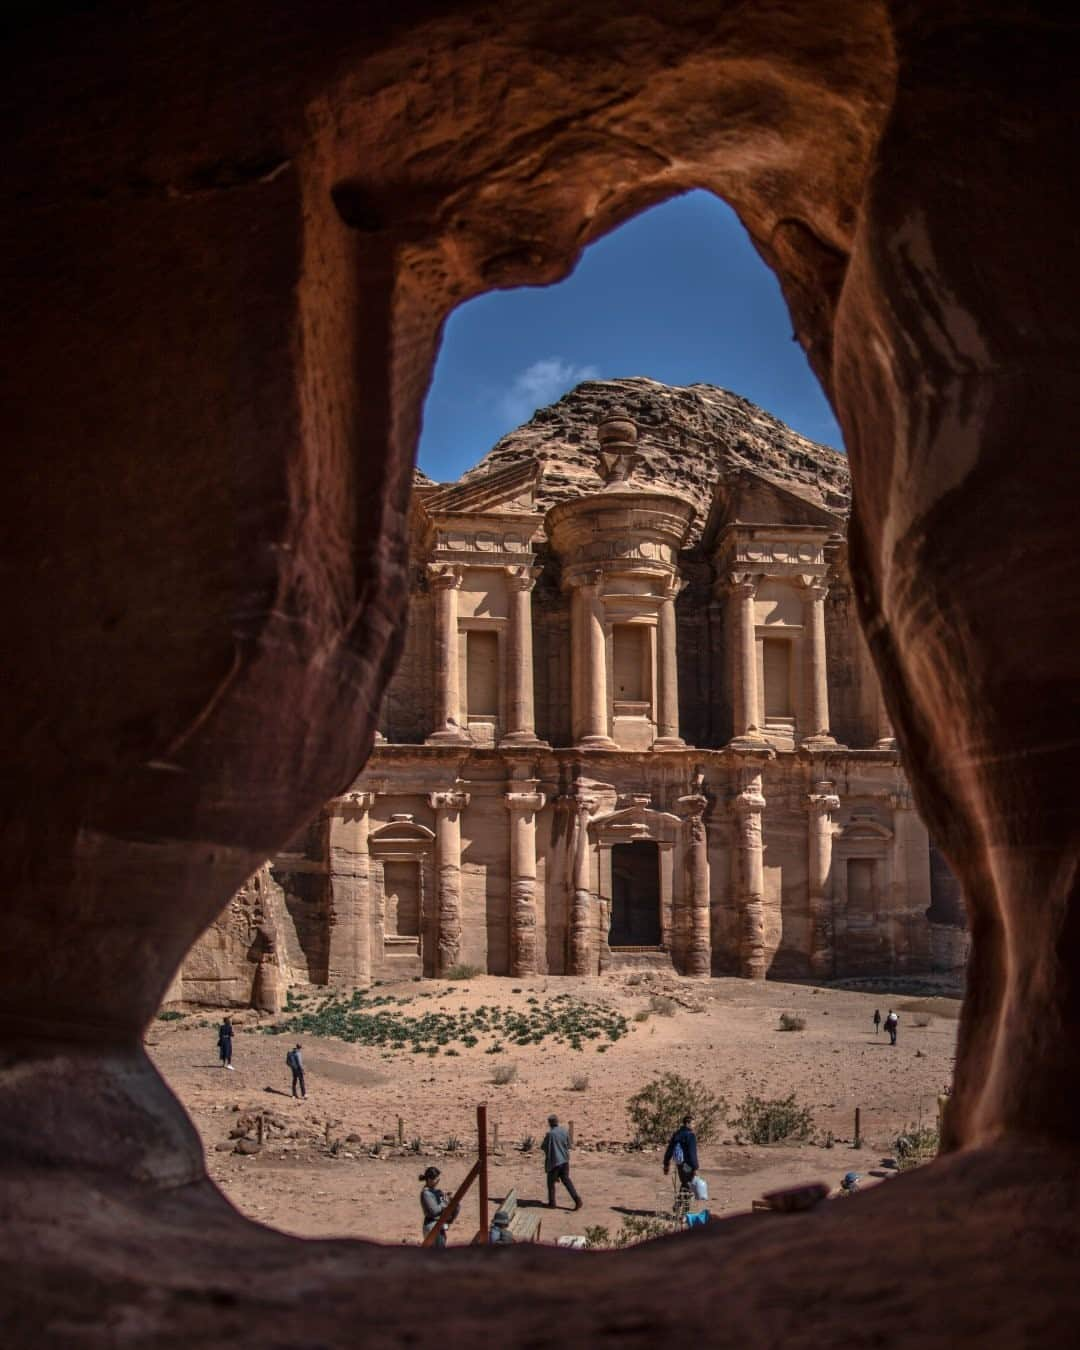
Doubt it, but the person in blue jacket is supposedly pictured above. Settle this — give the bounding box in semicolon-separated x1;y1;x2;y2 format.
663;1114;699;1191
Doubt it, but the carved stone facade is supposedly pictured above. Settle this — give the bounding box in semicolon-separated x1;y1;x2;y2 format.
181;407;962;1000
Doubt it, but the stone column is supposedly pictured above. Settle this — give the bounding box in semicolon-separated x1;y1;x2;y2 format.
806;781;839;979
573;571;616;748
800;577;836;746
327;790;376;986
654;576;685;749
730;573;765;742
429;789;470;973
501;566;541;747
874;683;897;749
679;793;710;975
426;565;469;743
506;786;545;976
734;762;768;979
567;792;597;974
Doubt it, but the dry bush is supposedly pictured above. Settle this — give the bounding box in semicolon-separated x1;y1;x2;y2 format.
778;1013;806;1031
912;1014;932;1028
491;1063;518;1086
649;994;676;1017
570;1074;590;1092
626;1073;725;1146
633;1009;651;1023
444;963;481;981
730;1092;814;1145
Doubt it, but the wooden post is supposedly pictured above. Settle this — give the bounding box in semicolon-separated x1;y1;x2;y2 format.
398;1116;404;1146
854;1107;862;1149
569;1119;575;1146
477;1104;489;1243
493;1121;500;1152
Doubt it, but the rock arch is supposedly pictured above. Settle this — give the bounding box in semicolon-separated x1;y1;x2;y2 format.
2;1;1079;1343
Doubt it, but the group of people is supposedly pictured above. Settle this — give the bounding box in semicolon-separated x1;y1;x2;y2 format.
420;1112;705;1247
215;1018;308;1097
873;1008;900;1044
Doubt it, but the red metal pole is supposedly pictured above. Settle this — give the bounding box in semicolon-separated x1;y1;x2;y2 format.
477;1103;489;1243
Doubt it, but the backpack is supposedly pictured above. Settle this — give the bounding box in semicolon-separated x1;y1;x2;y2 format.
672;1139;685;1166
285;1049;297;1069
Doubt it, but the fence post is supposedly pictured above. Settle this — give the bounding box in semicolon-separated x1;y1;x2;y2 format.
569;1119;575;1146
477;1104;489;1243
493;1121;500;1153
854;1107;862;1149
398;1115;404;1146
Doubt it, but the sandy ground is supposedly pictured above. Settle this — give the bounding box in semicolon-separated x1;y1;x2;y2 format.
150;973;959;1247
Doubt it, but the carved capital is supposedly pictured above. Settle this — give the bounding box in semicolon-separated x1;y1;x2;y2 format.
506;564;540;593
506;791;546;813
728;571;760;599
677;792;708;819
798;575;829;603
333;789;376;811
429;789;470;812
428;563;464;591
734;789;766;816
807;780;840;815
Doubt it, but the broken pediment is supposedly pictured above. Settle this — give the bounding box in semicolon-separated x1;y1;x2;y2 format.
702;468;843;546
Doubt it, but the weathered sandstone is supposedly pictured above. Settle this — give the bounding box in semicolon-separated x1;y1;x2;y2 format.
1;2;1077;1345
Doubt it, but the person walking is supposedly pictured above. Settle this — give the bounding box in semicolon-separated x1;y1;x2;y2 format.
663;1114;699;1193
884;1009;899;1045
419;1166;456;1248
873;1008;882;1036
542;1114;582;1211
286;1042;306;1097
217;1016;234;1070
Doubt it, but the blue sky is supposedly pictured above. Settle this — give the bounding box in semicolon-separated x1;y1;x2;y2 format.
417;189;844;483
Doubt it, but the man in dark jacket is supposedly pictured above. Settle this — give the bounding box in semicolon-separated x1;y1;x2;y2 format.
663;1114;699;1190
286;1043;306;1098
541;1114;582;1210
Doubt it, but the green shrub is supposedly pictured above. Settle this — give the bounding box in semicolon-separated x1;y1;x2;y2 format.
583;1224;611;1249
778;1013;806;1031
626;1072;725;1146
730;1092;814;1144
156;1009;185;1022
894;1122;939;1170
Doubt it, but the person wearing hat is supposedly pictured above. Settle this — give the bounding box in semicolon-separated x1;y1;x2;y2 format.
840;1171;861;1195
419;1166;456;1248
489;1208;514;1244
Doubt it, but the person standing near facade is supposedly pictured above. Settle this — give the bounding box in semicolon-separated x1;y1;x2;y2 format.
873;1008;882;1036
286;1042;306;1097
884;1009;899;1045
217;1016;234;1070
420;1166;456;1248
663;1114;699;1191
541;1114;582;1211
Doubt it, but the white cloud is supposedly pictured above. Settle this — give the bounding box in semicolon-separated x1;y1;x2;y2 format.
498;357;600;426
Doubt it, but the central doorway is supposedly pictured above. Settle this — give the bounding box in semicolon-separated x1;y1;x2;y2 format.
610;840;662;947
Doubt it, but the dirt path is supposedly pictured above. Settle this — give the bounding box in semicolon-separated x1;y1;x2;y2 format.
150;973;959;1246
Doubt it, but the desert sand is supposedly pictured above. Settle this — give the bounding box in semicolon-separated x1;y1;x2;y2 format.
150;973;959;1248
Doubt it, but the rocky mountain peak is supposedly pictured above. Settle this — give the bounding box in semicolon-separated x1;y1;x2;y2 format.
451;376;849;544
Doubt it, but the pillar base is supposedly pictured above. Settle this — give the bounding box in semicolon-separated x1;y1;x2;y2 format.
425;724;471;746
498;732;549;750
728;732;771;751
800;733;841;751
575;734;618;750
651;735;686;751
874;735;898;751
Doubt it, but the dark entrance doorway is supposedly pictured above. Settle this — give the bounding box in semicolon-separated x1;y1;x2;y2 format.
610;841;662;947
